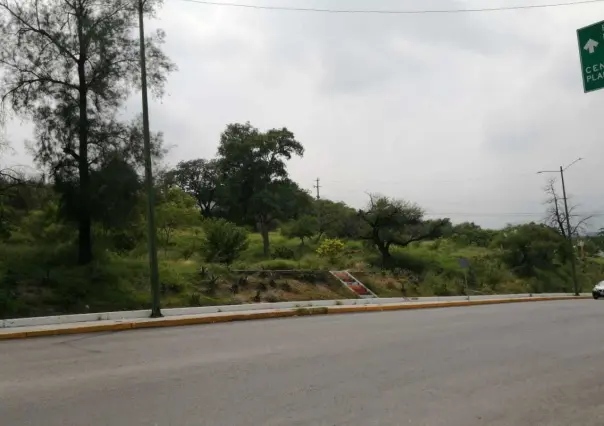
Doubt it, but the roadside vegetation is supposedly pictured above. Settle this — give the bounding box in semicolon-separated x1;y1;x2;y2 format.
0;1;602;319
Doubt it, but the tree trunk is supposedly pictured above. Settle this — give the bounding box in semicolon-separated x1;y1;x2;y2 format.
77;24;92;265
372;229;392;268
378;243;392;269
259;221;270;259
77;95;92;264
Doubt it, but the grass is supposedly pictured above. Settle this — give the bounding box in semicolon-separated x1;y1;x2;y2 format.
1;225;602;319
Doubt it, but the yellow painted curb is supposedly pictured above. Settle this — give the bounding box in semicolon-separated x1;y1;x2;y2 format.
326;296;589;316
0;296;590;341
0;331;27;340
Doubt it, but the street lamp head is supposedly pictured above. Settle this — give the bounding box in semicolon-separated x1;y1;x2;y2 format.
563;157;583;171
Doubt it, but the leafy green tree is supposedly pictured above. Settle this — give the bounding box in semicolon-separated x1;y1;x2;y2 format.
0;0;175;264
282;215;318;245
358;194;450;267
493;223;566;277
250;180;312;257
216;122;307;257
200;218;249;266
49;118;165;245
0;141;20;238
314;199;364;240
155;188;199;250
451;222;495;247
20;200;75;244
0;202;13;240
166;158;221;217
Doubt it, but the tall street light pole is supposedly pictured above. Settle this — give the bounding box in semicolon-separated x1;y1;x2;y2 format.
537;158;583;297
138;0;162;317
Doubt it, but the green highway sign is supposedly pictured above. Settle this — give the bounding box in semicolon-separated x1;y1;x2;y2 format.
577;20;604;93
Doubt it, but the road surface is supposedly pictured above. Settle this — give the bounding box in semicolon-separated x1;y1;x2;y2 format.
1;300;603;425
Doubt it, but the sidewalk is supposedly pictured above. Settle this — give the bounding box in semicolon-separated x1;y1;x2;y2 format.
0;294;590;341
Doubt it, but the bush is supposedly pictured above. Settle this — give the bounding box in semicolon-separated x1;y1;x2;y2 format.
180;245;196;260
264;292;280;303
423;272;453;296
255;259;298;270
280;281;293;292
367;250;433;274
272;245;296;260
316;238;345;264
106;228;144;254
200;219;249;265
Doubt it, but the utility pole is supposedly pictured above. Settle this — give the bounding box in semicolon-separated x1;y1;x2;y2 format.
559;165;579;297
138;0;162;317
537;158;582;297
314;178;321;200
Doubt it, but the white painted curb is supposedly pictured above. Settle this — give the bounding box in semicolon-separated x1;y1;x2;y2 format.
0;293;589;329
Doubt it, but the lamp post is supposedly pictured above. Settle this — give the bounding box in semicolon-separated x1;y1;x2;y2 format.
137;0;161;317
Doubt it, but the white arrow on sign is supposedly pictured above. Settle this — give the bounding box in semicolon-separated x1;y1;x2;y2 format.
584;39;599;54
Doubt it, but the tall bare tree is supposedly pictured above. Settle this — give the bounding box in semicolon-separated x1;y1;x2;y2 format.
0;0;175;264
543;178;591;239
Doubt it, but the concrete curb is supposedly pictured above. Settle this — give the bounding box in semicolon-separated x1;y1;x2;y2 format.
0;296;589;341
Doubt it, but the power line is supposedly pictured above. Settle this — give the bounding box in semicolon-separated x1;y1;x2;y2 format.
426;212;604;217
178;0;604;14
322;172;540;186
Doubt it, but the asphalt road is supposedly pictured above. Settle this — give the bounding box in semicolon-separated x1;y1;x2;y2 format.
1;300;603;425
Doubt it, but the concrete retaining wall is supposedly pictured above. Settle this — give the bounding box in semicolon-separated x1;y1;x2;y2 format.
0;293;588;329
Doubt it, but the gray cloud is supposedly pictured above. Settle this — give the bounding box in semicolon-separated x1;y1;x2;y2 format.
5;0;604;229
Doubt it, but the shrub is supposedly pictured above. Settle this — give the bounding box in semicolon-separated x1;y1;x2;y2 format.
280;281;292;292
180;245;196;261
189;293;202;307
367;250;433;274
205;274;220;296
200;219;249;265
264;292;280;303
272;245;296;260
423;272;453;296
110;231;140;254
255;259;298;270
316;238;345;264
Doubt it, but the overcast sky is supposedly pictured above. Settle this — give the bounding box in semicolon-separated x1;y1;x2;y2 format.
4;0;604;229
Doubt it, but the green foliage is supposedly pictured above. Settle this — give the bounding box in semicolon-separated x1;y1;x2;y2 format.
255;259;299;270
20;201;75;244
314;199;363;240
216;122;310;257
493;223;566;277
272;245;296;260
316;238;345;263
358;194;450;267
165;158;221;217
200;219;249;265
282;215;317;244
451;222;496;247
0;0;174;264
156;187;200;249
0;202;14;240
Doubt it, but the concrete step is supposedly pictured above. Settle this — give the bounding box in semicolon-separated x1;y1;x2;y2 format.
330;270;377;298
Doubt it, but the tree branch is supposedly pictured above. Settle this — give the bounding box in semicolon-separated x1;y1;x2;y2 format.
0;1;79;63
